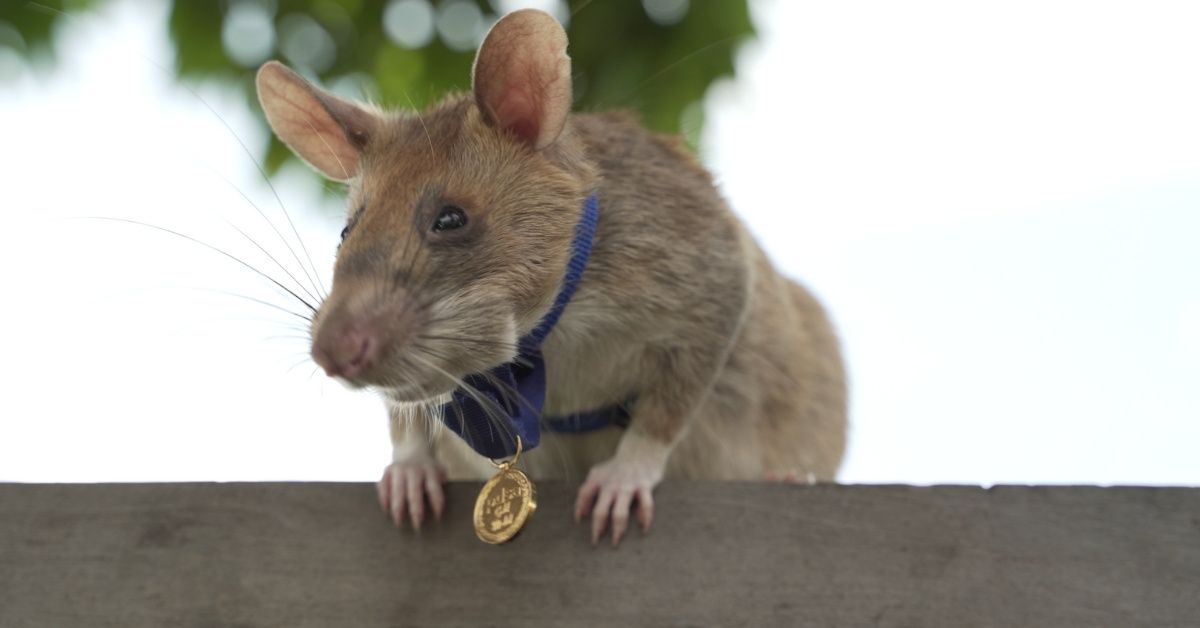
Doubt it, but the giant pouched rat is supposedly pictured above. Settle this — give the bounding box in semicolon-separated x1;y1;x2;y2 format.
255;9;846;546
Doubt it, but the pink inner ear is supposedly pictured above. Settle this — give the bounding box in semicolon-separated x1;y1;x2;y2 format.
494;88;541;145
258;61;368;181
472;10;571;149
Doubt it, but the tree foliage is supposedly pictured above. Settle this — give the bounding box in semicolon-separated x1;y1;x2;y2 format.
4;0;753;177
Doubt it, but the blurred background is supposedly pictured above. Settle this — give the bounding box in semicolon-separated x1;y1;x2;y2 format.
0;0;1197;485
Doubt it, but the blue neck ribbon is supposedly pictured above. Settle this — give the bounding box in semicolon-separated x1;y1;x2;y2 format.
440;194;626;459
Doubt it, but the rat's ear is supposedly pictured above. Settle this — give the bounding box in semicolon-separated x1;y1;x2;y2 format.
256;61;375;181
472;9;572;150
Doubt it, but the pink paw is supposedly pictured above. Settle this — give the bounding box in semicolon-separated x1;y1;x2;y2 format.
764;469;817;484
377;457;448;531
573;460;659;547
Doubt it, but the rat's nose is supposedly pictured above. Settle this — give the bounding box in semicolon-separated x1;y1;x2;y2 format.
312;323;381;379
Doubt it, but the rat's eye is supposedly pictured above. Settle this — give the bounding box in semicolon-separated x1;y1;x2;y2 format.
432;205;468;232
339;225;350;241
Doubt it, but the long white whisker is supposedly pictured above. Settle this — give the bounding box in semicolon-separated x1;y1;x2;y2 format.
135;52;328;303
401;91;436;159
188;287;313;323
407;353;517;452
205;165;325;305
81;217;317;313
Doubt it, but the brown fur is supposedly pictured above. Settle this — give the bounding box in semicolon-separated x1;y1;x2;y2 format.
312;97;848;482
258;9;847;537
430;111;847;482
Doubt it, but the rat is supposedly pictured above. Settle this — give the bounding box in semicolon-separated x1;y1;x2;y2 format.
255;8;847;546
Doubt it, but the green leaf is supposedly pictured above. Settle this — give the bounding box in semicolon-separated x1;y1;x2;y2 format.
5;0;754;189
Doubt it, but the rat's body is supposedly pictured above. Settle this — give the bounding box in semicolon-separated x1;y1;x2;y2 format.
430;109;846;484
256;9;846;545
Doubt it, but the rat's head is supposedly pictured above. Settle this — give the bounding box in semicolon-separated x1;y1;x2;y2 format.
255;10;593;401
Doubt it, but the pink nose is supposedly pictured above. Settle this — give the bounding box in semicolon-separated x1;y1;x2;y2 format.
312;324;381;379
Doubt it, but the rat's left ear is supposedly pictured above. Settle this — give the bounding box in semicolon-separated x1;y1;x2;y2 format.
472;9;572;150
256;61;376;181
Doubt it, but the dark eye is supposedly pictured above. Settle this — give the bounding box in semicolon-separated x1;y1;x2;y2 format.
339;225;350;241
432;205;468;233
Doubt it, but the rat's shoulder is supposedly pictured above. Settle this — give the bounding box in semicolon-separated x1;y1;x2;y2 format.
569;110;713;187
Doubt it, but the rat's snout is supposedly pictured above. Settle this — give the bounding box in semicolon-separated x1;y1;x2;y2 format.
311;320;383;379
309;283;415;383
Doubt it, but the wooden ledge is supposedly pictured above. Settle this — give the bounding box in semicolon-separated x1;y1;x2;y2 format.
1;482;1198;627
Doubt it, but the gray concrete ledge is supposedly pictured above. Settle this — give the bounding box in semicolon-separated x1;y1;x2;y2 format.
1;482;1198;627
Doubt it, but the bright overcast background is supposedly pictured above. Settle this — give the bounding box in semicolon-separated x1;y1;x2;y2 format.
1;0;1197;485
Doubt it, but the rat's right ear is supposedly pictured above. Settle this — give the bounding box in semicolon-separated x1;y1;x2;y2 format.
472;9;572;150
255;61;375;181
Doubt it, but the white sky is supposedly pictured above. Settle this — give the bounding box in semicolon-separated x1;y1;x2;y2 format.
1;0;1197;485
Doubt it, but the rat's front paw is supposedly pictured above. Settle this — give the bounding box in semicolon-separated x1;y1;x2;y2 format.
574;458;662;547
377;457;448;531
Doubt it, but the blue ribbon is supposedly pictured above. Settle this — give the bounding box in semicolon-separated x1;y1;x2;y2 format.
440;194;627;459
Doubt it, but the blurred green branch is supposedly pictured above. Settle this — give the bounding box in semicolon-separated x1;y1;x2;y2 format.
4;0;753;178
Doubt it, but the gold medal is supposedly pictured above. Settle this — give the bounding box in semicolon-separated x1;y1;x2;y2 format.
474;436;537;544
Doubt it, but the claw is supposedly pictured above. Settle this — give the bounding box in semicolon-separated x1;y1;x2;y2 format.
574;480;600;523
636;487;654;533
425;474;445;522
590;486;615;545
575;457;662;547
377;457;447;531
390;483;406;528
377;469;391;514
406;472;424;531
610;489;634;547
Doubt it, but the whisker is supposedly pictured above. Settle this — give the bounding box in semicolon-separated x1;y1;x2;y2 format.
225;219;324;306
81;217;317;313
32;1;329;308
206;167;324;305
402;91;436;159
615;36;739;109
133;51;329;303
570;0;599;18
25;2;70;18
476;368;544;422
417;334;520;352
409;342;542;453
303;117;351;187
408;352;517;453
188;287;313;324
476;369;525;417
286;356;314;374
263;334;313;343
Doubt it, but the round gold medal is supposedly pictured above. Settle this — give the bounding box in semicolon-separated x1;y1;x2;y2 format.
473;437;537;544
